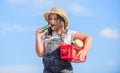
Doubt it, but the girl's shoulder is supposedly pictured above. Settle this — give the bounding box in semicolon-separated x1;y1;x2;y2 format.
63;29;76;44
66;29;76;36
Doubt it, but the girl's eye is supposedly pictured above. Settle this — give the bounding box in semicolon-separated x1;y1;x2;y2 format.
54;18;58;20
49;18;52;20
49;18;58;20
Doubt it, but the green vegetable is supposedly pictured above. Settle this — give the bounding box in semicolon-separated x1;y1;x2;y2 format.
42;24;51;32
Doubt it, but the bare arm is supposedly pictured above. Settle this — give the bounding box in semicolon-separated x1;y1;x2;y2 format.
74;32;92;62
36;27;45;57
74;32;92;52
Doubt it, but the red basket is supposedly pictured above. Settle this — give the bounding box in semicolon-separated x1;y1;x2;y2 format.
60;44;86;63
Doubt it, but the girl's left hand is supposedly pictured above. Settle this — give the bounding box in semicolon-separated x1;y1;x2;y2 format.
77;49;87;62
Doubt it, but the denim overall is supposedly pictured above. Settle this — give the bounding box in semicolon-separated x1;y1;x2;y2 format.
43;37;73;73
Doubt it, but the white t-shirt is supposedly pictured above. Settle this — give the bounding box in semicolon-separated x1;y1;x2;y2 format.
41;30;76;44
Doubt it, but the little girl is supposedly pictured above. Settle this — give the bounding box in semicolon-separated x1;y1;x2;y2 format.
36;8;92;73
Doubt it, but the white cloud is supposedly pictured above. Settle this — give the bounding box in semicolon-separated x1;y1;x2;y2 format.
68;2;92;16
100;28;119;39
0;65;42;73
105;60;117;65
0;24;36;35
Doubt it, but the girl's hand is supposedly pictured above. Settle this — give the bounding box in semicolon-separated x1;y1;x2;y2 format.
36;27;45;38
78;49;87;62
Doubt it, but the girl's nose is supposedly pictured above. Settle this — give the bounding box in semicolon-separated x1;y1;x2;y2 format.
51;19;55;23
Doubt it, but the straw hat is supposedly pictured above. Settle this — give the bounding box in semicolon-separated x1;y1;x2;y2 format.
44;8;69;28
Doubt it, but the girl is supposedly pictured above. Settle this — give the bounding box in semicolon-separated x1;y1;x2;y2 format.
36;8;92;73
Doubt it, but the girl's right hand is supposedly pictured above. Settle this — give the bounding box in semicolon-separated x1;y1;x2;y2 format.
36;27;45;38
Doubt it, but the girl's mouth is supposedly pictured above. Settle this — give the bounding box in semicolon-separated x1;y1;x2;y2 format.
51;24;55;27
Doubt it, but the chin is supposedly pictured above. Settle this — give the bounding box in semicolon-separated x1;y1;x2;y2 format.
51;28;56;31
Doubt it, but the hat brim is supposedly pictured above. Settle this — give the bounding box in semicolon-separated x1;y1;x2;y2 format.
44;12;69;28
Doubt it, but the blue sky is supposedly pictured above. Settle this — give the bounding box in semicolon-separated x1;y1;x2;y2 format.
0;0;120;73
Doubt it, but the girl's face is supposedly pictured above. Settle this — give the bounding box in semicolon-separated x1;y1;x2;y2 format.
48;14;58;31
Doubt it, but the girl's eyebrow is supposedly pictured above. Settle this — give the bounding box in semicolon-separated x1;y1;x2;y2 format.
48;18;58;20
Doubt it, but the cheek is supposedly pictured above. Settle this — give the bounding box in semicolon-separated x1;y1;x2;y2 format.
54;21;58;25
48;20;51;24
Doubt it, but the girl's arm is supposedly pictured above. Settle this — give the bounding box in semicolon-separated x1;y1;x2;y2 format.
74;32;92;52
36;27;45;57
74;32;92;62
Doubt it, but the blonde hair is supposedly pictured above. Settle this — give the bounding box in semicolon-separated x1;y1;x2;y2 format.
45;14;67;39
